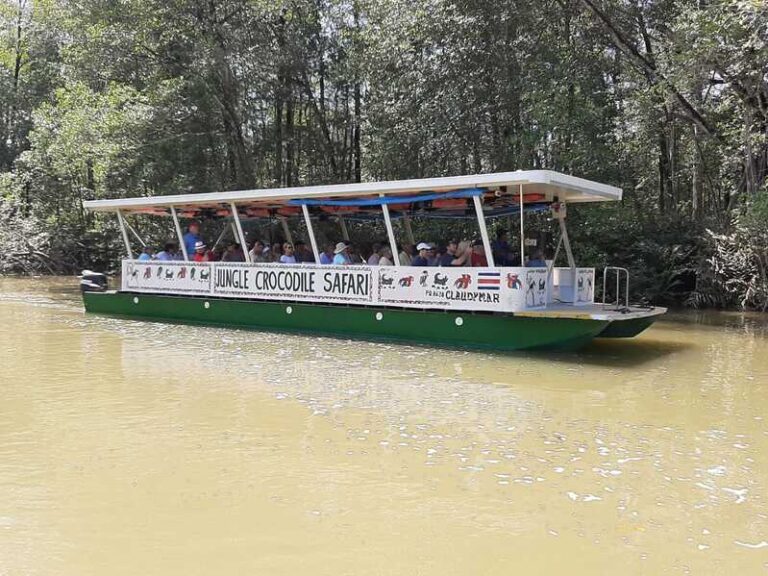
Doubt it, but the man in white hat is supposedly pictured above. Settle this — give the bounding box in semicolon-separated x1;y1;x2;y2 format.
192;240;208;262
411;242;433;267
332;241;351;265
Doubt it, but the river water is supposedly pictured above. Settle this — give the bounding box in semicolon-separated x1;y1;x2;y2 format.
1;277;767;575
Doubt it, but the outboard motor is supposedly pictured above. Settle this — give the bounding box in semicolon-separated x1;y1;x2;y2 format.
79;270;108;292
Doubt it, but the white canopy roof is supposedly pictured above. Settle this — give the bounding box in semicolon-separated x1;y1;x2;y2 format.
82;170;622;214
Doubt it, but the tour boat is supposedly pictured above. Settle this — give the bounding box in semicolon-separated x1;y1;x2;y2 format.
80;170;666;351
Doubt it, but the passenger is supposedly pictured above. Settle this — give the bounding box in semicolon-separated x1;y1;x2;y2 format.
379;246;394;266
367;242;382;266
270;243;282;262
448;240;472;266
526;248;546;267
437;240;458;266
222;242;245;262
348;244;364;264
279;242;297;264
411;242;433;267
427;245;439;266
193;241;209;262
319;244;335;264
332;242;351;265
295;241;315;263
155;242;180;261
491;229;511;265
399;243;414;266
470;240;488;267
138;246;154;261
183;222;201;259
249;240;266;262
207;246;222;262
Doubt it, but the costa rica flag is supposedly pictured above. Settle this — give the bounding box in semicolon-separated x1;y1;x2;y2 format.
477;272;501;290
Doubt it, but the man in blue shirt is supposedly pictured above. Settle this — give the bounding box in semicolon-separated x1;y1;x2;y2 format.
183;222;201;259
155;242;179;261
319;244;334;264
137;246;154;261
411;242;433;266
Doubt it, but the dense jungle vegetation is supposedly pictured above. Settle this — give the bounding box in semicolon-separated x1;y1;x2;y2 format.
0;0;766;308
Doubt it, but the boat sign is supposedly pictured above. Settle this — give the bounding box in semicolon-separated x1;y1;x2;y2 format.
120;260;579;313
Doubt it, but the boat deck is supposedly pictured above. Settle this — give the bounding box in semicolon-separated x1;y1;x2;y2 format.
516;303;667;321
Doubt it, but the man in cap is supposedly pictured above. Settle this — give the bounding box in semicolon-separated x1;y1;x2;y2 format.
332;242;351;265
411;242;433;267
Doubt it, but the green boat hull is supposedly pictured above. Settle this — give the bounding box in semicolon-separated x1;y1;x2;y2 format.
83;291;609;351
596;315;658;338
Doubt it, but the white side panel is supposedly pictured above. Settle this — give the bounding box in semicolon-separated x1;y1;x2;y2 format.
122;260;211;294
121;260;550;312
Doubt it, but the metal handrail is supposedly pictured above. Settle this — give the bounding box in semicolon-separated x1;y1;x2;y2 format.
602;266;629;309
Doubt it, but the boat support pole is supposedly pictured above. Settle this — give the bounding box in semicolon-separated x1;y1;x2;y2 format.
116;209;133;259
519;184;525;265
380;196;401;266
231;202;251;263
559;209;576;270
546;234;564;282
339;216;350;241
279;216;293;244
123;217;146;248
301;204;321;263
170;206;189;261
403;215;415;244
472;195;495;267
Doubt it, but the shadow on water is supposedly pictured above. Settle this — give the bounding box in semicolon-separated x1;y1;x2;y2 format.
466;336;693;371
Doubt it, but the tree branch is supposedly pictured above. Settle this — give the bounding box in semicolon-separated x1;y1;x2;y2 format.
580;0;721;141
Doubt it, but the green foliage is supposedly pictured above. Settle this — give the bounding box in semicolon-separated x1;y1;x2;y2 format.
692;190;768;310
0;0;766;311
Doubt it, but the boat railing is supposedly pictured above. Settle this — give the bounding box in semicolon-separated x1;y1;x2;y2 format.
602;266;629;310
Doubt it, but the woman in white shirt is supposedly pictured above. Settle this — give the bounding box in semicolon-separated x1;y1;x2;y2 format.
280;243;297;264
378;247;394;266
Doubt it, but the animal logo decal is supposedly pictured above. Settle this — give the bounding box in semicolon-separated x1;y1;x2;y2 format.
399;276;414;287
156;266;163;278
380;274;394;286
190;268;196;280
177;266;187;279
506;273;522;289
419;270;429;287
200;269;210;281
454;274;472;289
165;269;175;279
576;271;594;302
525;271;547;306
143;267;152;279
432;273;448;287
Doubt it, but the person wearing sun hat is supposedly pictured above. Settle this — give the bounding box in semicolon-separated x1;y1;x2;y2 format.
411;242;433;266
332;241;351;265
192;240;208;262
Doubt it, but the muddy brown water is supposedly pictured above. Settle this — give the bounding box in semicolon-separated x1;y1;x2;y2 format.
1;277;767;575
